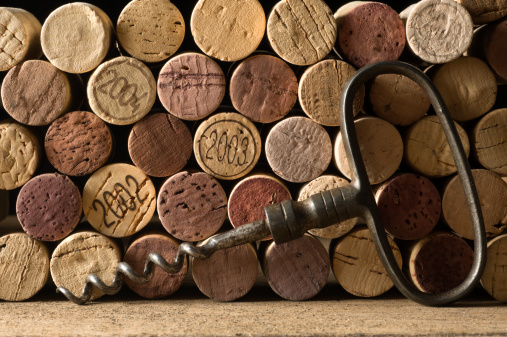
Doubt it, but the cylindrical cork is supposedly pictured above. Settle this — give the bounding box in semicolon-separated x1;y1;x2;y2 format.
267;0;337;66
481;234;507;302
266;116;332;183
45;111;113;177
334;116;403;185
158;171;227;242
331;226;402;297
16;173;82;241
404;115;470;178
369;74;430;126
82;163;156;238
375;173;440;240
405;231;474;294
455;0;507;24
192;238;258;301
0;233;49;301
2;60;83;126
260;234;330;301
429;57;497;122
298;59;364;126
191;0;265;62
41;3;114;73
298;175;357;239
194;112;262;181
471;108;507;176
230;55;298;124
0;190;7;223
50;231;121;301
442;169;507;240
400;0;473;65
0;7;42;72
0;121;41;190
117;0;185;64
123;233;187;299
158;53;226;121
88;56;156;125
334;2;405;68
128;113;192;178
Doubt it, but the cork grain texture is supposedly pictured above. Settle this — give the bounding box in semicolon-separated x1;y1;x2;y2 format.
457;0;507;24
481;234;507;302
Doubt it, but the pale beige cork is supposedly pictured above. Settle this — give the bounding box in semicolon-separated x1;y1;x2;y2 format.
88;56;157;125
331;226;402;297
298;175;357;239
194;112;261;180
82;163;156;238
0;7;42;72
0;121;41;191
298;59;364;126
191;0;265;62
334;116;403;185
0;233;49;301
117;0;184;63
401;0;473;64
41;3;114;73
404;115;470;178
455;0;507;24
481;234;507;302
471;108;507;176
50;231;121;301
430;56;497;122
369;73;430;126
442;169;507;240
267;0;337;66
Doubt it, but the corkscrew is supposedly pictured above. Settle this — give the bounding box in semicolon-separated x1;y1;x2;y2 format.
58;61;486;306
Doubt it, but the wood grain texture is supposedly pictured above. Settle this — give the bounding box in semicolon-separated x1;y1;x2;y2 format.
299;59;364;126
267;0;337;66
456;0;507;24
117;0;184;63
481;234;507;302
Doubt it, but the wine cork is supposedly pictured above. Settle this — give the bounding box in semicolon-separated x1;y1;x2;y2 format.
45;111;113;177
123;233;187;299
267;0;337;66
481;234;507;302
158;171;227;242
117;0;185;64
334;2;405;68
298;59;364;126
266;116;332;183
261;234;330;301
430;56;497;122
128;113;192;178
334;116;403;185
375;173;440;240
369;74;430;126
158;53;226;121
331;226;402;297
192;239;258;301
0;7;42;72
0;233;49;301
194;112;261;180
404;115;470;178
455;0;507;24
82;163;156;238
298;175;358;239
442;169;507;240
406;232;473;294
50;231;121;301
230;55;298;124
0;190;7;223
400;0;473;64
471;109;507;176
16;173;82;241
88;56;156;125
0;121;41;190
191;0;265;62
1;60;80;126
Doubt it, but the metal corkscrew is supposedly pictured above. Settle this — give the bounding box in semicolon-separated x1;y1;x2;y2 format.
58;61;486;306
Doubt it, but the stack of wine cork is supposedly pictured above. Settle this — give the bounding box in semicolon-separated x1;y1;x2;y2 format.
0;0;506;303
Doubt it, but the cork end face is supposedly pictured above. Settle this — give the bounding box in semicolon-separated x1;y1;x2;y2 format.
481;234;507;302
0;8;30;71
